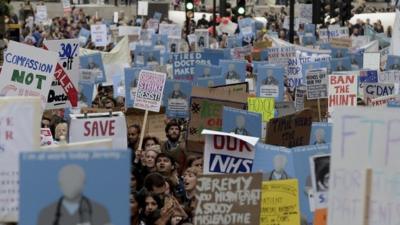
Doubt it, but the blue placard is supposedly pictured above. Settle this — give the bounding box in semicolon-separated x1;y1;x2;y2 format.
220;59;247;84
171;52;211;80
19;150;130;225
256;65;285;101
222;107;262;138
330;57;352;72
124;67;142;108
253;143;296;181
78;82;94;107
80;53;106;83
309;122;332;145
386;55;400;70
163;79;192;118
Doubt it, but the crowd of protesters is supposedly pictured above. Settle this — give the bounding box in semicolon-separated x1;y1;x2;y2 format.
1;1;398;224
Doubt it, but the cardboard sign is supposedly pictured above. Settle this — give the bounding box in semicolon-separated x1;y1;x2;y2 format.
44;39;80;109
260;179;300;225
69;112;127;149
306;68;328;100
0;41;58;109
248;97;275;122
172;52;211;80
202;130;259;174
133;70;166;112
0;97;41;222
328;73;357;117
328;107;400;225
90;24;108;47
194;173;262;225
266;109;313;148
188;97;246;142
304;98;329;122
330;38;352;48
19;150;130;225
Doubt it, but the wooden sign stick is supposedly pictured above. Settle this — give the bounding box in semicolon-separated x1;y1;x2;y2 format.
363;168;372;225
317;98;322;122
137;110;149;151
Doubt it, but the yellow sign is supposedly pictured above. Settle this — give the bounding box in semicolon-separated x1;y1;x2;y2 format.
260;179;300;225
248;97;275;122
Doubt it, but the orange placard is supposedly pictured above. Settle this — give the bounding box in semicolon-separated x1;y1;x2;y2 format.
314;208;327;225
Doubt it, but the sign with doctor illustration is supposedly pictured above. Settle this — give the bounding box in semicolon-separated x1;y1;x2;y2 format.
19;150;130;225
163;80;192;118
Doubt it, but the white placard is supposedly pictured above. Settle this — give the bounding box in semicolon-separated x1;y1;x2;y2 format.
363;52;381;70
0;41;58;109
0;97;41;222
138;1;149;16
90;24;108;47
133;70;166;112
44;39;80;109
69;112;127;149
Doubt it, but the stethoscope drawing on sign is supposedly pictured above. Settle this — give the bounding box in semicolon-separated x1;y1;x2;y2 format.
53;195;93;225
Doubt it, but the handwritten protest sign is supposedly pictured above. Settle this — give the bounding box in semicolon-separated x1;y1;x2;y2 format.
69;112;127;149
0;41;58;109
0;97;41;222
188;97;246;143
172;52;211;80
133;70;166;112
248;97;275;122
202;130;259;174
328;107;400;225
260;179;300;225
268;46;296;67
90;24;108;47
19;150;130;225
194;173;262;225
306;68;328;100
44;39;80;109
363;83;395;106
330;38;352;48
266;109;313;148
328;73;357;117
378;70;400;83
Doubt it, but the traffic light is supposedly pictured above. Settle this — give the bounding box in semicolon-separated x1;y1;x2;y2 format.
185;0;194;19
236;0;246;16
